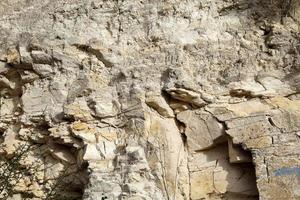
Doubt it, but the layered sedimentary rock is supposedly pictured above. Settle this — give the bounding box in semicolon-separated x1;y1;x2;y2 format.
0;0;300;199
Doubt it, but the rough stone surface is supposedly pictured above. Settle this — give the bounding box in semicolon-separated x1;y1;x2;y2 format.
0;0;300;199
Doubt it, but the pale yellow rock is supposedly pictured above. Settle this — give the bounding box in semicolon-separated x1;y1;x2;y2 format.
226;118;274;149
1;1;299;199
6;48;20;64
90;86;119;118
96;127;118;142
7;194;22;200
206;99;272;121
14;178;44;197
213;167;228;193
244;136;273;149
14;177;31;193
145;94;174;117
266;96;300;113
72;121;89;131
190;170;214;200
49;125;83;148
71;122;97;143
226;99;271;117
28;182;44;198
189;144;258;199
166;87;206;107
169;99;191;114
267;97;300;132
64;98;93;121
257;76;295;96
228;78;265;97
145;111;189;200
177;110;224;151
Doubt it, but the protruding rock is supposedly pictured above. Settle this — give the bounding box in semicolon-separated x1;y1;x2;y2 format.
163;68;207;108
89;87;119;118
145;94;174;117
32;64;53;77
166;87;206;107
145;112;189;199
177;110;224;151
64;98;93;122
206;99;272;121
49;125;83;148
228;78;266;97
229;76;295;98
83;144;102;161
19;70;39;83
71;122;97;143
6;48;20;64
169;98;191;114
19;46;33;65
257;76;295;96
226;116;274;149
31;50;52;64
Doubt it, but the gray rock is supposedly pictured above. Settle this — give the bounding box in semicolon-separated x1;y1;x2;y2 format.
31;50;52;64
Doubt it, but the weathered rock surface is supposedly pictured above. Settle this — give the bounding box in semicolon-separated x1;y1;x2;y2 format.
177;110;224;151
0;0;300;199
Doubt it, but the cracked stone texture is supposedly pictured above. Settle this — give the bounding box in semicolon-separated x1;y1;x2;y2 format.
0;0;300;199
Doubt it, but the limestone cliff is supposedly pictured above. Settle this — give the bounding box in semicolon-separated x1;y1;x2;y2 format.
0;0;300;199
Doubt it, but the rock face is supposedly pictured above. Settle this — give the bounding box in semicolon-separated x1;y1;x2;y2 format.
0;0;300;199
